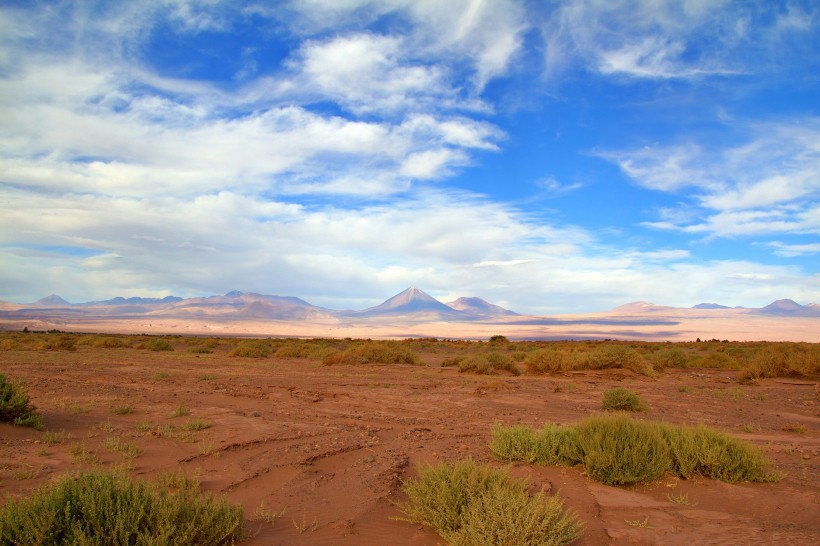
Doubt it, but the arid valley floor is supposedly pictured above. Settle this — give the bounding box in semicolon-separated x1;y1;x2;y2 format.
1;336;818;545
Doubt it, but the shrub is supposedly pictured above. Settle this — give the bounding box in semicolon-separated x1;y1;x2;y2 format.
524;349;568;375
400;460;583;545
576;415;671;485
457;352;520;376
595;345;648;373
490;423;581;467
229;339;271;358
188;346;213;354
0;470;245;545
652;348;689;370
491;415;778;486
488;335;509;343
322;341;421;366
142;338;174;352
41;335;77;351
601;388;647;412
737;344;820;382
661;423;779;482
0;373;43;430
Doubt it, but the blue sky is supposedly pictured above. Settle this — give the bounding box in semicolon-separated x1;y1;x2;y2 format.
1;0;818;313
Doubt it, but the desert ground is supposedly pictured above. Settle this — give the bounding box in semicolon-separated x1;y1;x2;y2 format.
1;337;818;545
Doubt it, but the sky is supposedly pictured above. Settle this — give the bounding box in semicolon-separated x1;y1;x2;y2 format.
1;0;819;314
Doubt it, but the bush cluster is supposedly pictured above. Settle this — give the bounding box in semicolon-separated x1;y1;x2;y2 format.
0;373;43;430
0;470;246;545
490;415;779;485
455;352;520;376
400;460;583;545
322;341;421;366
228;339;272;358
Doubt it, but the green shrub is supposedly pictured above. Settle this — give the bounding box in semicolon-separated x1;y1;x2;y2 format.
586;345;649;374
601;388;647;412
400;460;583;545
188;346;213;354
229;339;271;358
488;335;509;343
0;373;43;430
491;415;778;486
490;423;581;467
661;424;779;482
450;482;584;546
576;415;671;485
322;341;421;366
0;470;245;545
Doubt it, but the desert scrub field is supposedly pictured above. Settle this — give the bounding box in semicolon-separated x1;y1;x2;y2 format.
0;332;817;381
400;460;583;546
0;469;245;545
490;415;780;485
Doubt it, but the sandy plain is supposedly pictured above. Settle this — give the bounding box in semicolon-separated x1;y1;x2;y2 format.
1;339;818;545
2;306;820;343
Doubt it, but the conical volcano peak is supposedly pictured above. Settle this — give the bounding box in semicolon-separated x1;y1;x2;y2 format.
356;287;459;317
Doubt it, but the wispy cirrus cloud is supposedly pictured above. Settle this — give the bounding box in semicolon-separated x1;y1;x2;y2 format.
601;119;820;238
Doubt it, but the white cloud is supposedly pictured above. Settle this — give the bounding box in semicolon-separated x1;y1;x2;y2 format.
603;119;820;238
767;242;820;257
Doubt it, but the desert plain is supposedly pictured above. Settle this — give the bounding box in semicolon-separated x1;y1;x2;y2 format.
1;334;818;545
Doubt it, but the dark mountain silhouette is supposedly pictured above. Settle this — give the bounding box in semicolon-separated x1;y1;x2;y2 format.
693;303;731;309
446;297;517;317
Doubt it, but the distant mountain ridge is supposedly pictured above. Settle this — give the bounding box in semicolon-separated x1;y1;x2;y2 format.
6;291;818;320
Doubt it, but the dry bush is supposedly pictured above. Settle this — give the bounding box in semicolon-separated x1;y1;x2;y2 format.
228;339;272;358
457;352;520;376
524;349;569;375
651;348;690;370
322;341;421;366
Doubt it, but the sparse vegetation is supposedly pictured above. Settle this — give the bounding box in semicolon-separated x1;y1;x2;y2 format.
400;460;583;545
111;404;133;415
456;352;520;376
170;405;191;418
322;340;421;366
229;339;272;358
0;470;245;545
0;373;43;430
602;388;647;412
491;415;779;485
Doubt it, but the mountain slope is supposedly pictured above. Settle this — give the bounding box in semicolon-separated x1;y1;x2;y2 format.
757;299;820;317
446;297;517;317
32;294;72;307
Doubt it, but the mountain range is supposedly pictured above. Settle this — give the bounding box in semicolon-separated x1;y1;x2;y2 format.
5;289;819;321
